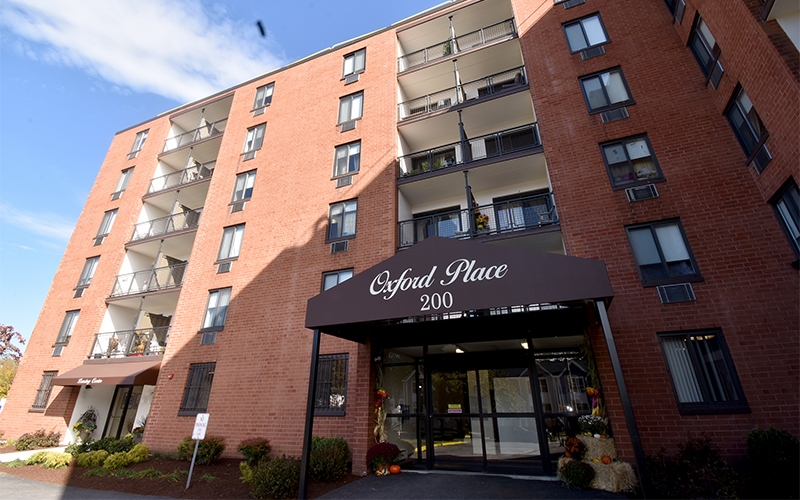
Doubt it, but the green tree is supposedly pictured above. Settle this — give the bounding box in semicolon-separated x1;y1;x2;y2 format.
0;324;26;362
0;359;18;399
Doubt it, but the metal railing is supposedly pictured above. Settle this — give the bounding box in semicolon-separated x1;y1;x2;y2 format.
398;192;557;248
90;327;170;359
398;19;516;72
110;263;188;297
398;123;540;178
148;161;215;194
130;209;202;242
399;66;527;120
162;119;227;153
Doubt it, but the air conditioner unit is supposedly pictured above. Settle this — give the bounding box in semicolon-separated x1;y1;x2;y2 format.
344;74;360;85
330;240;349;254
560;0;585;8
231;202;245;213
580;46;606;60
217;262;232;274
657;283;696;304
243;150;256;161
340;120;356;132
336;176;353;188
625;184;659;202
600;107;629;123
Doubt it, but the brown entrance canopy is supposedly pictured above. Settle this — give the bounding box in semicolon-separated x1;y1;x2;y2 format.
52;359;160;386
305;236;613;334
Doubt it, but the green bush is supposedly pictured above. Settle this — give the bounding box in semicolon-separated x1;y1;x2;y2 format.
86;436;133;454
25;451;72;469
240;461;254;483
251;455;300;499
76;450;110;468
14;429;61;450
645;434;741;499
127;443;149;464
237;438;272;466
310;436;350;483
65;441;90;457
103;451;132;471
559;460;595;489
177;435;226;465
747;426;800;499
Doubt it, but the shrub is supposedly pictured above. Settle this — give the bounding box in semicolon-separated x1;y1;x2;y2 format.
127;443;149;464
65;441;90;457
86;436;133;454
103;451;132;471
645;433;741;499
310;436;350;483
237;438;271;466
251;455;300;500
240;461;254;483
76;450;110;468
14;429;61;450
559;460;595;489
746;426;800;499
137;467;164;479
177;435;226;465
365;442;401;471
25;451;72;469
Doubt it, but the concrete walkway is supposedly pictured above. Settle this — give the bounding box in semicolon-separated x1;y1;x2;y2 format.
0;446;67;463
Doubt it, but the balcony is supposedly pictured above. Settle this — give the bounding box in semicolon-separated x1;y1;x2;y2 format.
398;192;557;248
162;119;227;153
130;209;202;242
398;19;516;73
90;327;169;359
399;123;540;179
399;66;527;120
110;263;187;297
148;161;215;194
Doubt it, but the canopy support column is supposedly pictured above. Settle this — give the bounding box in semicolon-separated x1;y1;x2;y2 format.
595;300;647;497
298;329;320;499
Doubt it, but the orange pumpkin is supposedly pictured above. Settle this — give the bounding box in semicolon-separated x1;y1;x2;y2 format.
601;455;612;464
389;464;401;474
564;451;572;459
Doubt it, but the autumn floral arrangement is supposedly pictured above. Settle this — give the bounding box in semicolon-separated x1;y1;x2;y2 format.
366;442;401;476
564;437;588;460
475;213;489;231
72;407;98;440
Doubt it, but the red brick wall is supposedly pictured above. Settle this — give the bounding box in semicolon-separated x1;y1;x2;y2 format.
513;0;799;463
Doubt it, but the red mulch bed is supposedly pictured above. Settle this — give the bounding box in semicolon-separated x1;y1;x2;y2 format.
0;446;363;499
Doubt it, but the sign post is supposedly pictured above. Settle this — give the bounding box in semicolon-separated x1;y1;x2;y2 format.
186;413;209;490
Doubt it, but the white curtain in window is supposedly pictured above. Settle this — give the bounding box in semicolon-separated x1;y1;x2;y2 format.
603;71;629;104
629;228;661;265
662;336;703;403
625;140;650;159
655;224;690;262
343;201;357;236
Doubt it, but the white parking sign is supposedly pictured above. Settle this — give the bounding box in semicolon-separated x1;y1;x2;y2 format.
192;413;209;440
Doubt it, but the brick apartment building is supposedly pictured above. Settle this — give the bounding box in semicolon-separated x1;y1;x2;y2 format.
1;0;797;482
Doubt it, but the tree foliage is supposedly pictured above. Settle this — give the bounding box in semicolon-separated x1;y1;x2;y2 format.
0;359;19;399
0;324;26;362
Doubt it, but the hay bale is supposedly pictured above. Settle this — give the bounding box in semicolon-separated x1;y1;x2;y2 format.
577;435;617;459
588;460;637;493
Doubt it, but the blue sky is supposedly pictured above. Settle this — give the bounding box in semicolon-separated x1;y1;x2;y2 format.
0;0;445;351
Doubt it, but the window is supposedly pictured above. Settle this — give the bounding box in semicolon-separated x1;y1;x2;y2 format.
689;16;723;87
242;123;266;159
659;330;748;415
579;68;633;113
328;200;358;240
322;269;354;291
315;354;348;415
563;14;609;53
111;168;133;200
31;371;58;410
231;170;256;204
342;49;366;77
601;135;663;188
55;310;79;346
771;178;800;259
74;258;99;297
725;86;772;172
179;362;215;415
94;209;117;245
217;225;245;262
333;141;361;177
338;92;363;124
128;130;148;159
626;220;701;286
253;83;274;115
200;288;231;343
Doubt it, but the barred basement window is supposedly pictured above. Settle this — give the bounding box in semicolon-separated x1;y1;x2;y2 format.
179;362;216;415
315;354;348;415
31;371;57;411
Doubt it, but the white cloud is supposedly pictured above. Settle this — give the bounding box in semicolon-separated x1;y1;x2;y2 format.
0;203;76;242
1;0;287;103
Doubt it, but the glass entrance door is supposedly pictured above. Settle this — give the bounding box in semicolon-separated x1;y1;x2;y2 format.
429;365;543;473
104;385;143;439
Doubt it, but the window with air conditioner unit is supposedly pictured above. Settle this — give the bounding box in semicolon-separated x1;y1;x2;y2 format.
199;288;231;344
333;141;361;178
600;135;664;189
128;130;148;159
338;92;363;130
252;83;274;115
689;16;724;88
579;67;634;116
231;170;256;212
111;167;133;200
52;310;79;356
626;220;702;287
74;257;99;297
216;224;244;272
242;123;266;160
328;200;358;241
94;209;117;245
342;48;365;81
725;85;772;173
563;13;610;59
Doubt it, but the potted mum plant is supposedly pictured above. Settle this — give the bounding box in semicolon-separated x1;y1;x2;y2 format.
72;406;98;442
366;442;401;476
